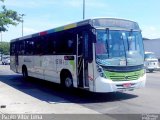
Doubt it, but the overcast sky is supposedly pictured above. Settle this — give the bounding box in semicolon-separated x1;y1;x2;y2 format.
1;0;160;41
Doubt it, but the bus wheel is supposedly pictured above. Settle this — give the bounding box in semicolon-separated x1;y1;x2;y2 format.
64;77;73;88
22;67;28;80
61;71;73;88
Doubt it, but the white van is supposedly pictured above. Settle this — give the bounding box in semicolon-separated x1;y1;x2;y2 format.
144;52;160;72
2;55;10;65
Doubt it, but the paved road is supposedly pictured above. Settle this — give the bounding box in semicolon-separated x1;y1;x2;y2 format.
0;65;160;116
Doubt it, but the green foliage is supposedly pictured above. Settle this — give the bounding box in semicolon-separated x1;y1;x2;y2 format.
0;42;10;55
0;0;21;32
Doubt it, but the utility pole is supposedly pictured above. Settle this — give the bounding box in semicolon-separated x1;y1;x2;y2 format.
0;30;2;61
83;0;85;20
0;31;2;43
20;14;25;37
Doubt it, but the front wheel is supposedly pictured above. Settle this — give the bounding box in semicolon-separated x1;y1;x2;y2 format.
61;71;73;88
64;77;73;88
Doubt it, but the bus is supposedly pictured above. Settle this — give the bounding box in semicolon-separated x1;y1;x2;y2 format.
10;18;146;93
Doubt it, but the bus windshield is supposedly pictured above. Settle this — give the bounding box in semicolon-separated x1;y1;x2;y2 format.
95;29;144;67
145;53;157;59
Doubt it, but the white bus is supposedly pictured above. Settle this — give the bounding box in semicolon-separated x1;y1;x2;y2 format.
10;18;146;92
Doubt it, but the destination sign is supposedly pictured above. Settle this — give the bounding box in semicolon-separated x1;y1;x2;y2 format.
92;18;140;30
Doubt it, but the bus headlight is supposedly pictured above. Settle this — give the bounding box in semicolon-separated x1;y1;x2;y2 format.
100;73;105;77
97;68;103;72
97;65;107;78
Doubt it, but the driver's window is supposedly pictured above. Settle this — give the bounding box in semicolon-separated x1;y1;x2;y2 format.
96;30;107;54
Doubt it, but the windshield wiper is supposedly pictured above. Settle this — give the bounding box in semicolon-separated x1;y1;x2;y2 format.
127;29;133;51
106;28;110;58
121;31;128;66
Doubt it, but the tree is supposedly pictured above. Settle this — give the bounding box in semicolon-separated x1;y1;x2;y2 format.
0;0;21;32
0;41;10;55
0;0;21;57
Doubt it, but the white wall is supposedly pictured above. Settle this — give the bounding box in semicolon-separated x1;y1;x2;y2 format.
143;39;160;59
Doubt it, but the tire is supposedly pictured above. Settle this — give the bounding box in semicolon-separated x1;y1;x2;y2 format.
22;67;28;80
64;77;73;88
61;71;73;88
149;69;154;73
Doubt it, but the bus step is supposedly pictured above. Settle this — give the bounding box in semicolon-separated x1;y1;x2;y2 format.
78;87;89;90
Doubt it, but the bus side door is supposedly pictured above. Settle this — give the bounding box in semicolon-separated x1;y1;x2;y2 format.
83;31;94;91
77;30;94;90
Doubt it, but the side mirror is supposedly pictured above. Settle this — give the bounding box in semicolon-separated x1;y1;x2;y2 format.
83;31;93;63
91;29;96;43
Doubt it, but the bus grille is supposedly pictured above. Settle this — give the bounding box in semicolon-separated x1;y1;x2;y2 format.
105;70;144;81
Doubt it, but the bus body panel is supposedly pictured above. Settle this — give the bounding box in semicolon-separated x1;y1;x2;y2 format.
23;56;35;77
88;62;94;91
10;56;17;73
43;56;59;83
33;56;44;79
88;43;96;92
11;55;78;86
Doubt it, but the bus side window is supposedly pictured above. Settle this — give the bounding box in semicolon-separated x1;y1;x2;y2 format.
25;39;35;55
48;35;56;55
56;31;75;55
19;41;25;55
34;37;39;55
36;37;44;55
11;43;15;55
29;40;35;55
15;42;19;55
67;39;74;54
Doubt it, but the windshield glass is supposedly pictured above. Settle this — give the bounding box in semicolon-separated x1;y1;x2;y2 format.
145;53;156;59
96;29;144;66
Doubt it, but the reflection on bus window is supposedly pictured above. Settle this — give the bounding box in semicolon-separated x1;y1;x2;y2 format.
96;30;108;55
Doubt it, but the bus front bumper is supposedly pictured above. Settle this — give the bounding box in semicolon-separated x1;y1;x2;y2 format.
94;74;146;93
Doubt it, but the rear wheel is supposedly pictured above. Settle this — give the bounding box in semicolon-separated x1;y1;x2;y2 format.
22;67;28;80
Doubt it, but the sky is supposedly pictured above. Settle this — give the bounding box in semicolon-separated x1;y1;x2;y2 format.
1;0;160;42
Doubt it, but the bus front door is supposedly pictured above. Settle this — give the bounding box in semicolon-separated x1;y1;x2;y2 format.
77;32;89;88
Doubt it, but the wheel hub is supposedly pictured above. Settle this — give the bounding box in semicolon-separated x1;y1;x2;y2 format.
65;77;72;88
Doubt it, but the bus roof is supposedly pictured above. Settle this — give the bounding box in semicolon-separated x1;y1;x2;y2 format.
11;18;140;42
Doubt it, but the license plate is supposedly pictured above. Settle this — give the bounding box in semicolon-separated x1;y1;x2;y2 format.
123;83;131;88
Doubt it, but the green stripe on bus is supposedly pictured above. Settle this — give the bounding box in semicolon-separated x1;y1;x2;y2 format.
69;60;75;71
104;70;144;81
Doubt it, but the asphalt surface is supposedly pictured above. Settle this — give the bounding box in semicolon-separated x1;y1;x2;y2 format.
0;64;160;119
